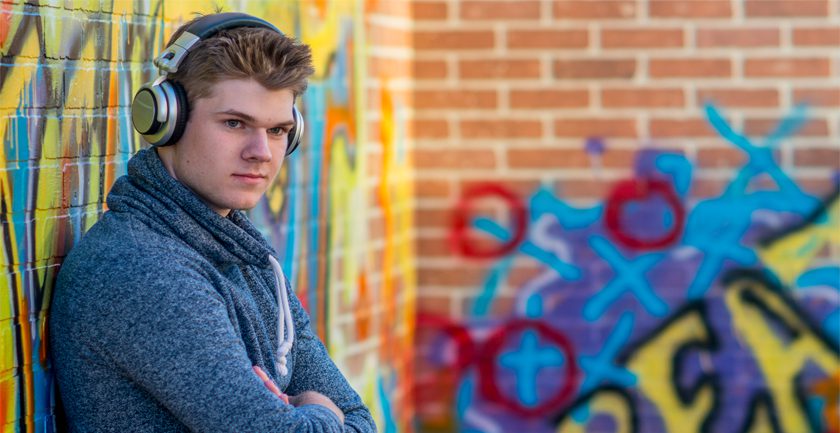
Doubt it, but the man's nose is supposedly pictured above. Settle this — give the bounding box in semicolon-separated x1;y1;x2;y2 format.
243;130;272;161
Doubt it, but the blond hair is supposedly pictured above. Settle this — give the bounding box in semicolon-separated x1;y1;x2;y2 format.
165;17;314;104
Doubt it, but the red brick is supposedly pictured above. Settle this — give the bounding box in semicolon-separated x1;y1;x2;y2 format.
411;1;448;20
461;1;541;20
744;58;831;78
506;264;546;287
745;0;828;17
509;89;589;108
696;147;747;168
744;118;829;137
460;59;542;79
601;88;685;108
459;179;541;197
368;24;411;47
793;27;840;46
552;179;611;199
507;148;635;169
414;59;447;80
696;28;780;47
368;213;386;239
460;119;543;139
650;0;732;18
414;89;498;110
689;178;729;198
792;88;840;107
414;208;452;229
507;29;589;49
649;59;731;78
650;118;718;138
415;30;495;50
553;59;636;79
415;236;452;260
368;55;410;78
794;177;840;196
794;147;840;168
417;293;456;315
411;119;449;139
415;179;453;199
413;149;497;170
601;29;684;48
554;118;638;138
417;266;487;287
696;88;780;108
554;0;637;19
463;294;518;316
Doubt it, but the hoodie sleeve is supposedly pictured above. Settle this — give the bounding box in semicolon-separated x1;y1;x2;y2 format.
283;284;378;433
87;257;347;433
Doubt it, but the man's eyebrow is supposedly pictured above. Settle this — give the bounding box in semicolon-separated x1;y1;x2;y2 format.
215;109;295;127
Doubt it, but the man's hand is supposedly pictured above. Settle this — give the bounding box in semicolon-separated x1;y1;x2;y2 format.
288;391;345;424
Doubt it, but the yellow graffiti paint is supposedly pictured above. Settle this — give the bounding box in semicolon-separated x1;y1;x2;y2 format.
725;274;839;432
758;197;840;286
624;309;715;432
555;390;634;433
742;399;776;433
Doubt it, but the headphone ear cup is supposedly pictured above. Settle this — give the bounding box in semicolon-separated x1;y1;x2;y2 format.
159;81;190;147
286;106;304;155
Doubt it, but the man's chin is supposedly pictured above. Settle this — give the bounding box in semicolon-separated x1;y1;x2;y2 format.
231;199;263;212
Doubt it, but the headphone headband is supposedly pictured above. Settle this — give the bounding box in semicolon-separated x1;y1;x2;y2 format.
155;13;281;75
184;12;282;39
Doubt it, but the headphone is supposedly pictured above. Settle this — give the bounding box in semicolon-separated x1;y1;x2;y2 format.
130;12;304;154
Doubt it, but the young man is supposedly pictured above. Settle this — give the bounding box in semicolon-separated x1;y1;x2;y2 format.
49;13;376;433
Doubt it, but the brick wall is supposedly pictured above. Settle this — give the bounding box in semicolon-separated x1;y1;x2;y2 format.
411;1;839;432
0;1;414;432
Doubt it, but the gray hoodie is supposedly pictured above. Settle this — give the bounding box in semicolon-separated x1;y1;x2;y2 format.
49;148;376;433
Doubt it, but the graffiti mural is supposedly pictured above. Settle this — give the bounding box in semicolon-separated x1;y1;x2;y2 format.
1;1;414;432
0;2;165;430
416;104;839;433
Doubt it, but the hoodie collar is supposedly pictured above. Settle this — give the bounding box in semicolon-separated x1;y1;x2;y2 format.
106;148;274;268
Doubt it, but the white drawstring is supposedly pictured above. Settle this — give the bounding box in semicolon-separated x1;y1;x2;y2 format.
268;255;295;376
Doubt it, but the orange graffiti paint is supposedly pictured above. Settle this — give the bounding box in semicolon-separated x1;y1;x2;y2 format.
0;4;12;48
355;272;371;340
812;371;840;433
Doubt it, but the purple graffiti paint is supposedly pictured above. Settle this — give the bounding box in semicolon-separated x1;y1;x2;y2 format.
584;137;605;156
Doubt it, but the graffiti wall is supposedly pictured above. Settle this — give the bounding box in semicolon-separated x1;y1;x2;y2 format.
415;104;839;433
0;1;414;432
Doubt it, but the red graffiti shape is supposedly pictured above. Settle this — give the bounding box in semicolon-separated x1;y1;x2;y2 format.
451;183;527;259
477;319;579;417
605;178;685;250
416;313;477;372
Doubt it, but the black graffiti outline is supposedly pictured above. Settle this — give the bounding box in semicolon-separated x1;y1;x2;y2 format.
618;301;722;433
552;268;839;432
551;302;723;432
758;186;840;248
550;384;639;433
724;269;839;433
722;268;840;353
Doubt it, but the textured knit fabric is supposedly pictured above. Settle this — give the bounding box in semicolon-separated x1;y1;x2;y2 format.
49;148;376;433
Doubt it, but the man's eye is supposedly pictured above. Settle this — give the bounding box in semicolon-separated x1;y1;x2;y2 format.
268;127;288;136
225;119;242;128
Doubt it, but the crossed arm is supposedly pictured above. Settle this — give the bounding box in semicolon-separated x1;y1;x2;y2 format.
86;265;376;432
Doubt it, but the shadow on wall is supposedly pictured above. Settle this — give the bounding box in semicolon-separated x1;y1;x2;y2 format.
416;104;840;433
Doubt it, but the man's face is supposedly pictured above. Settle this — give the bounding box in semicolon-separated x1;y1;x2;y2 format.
158;78;296;216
